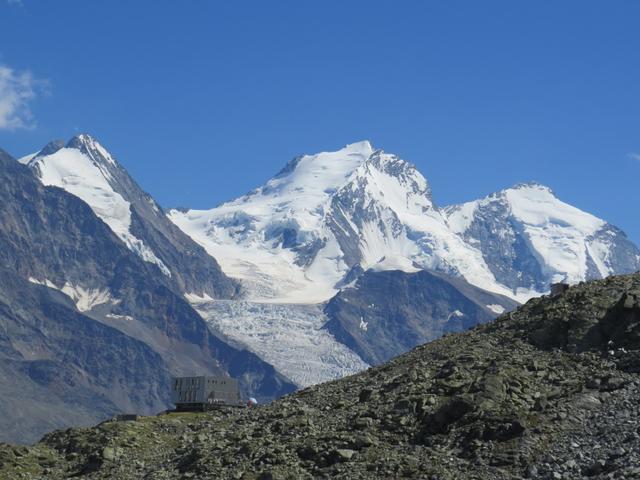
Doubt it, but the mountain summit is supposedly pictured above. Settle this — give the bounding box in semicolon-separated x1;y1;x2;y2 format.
0;147;293;442
444;182;640;294
169;142;640;303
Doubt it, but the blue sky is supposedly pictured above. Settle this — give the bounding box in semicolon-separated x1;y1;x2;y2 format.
1;1;639;243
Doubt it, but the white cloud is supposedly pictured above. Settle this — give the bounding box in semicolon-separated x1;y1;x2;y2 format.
6;0;23;6
0;64;45;130
627;152;640;162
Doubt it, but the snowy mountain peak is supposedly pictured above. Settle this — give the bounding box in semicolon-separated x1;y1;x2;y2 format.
341;139;374;154
444;182;640;295
25;135;171;276
67;133;100;147
510;181;553;192
65;133;117;167
24;134;239;299
170;142;492;302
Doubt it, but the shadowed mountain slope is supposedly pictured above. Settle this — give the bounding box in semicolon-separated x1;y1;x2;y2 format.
324;268;519;365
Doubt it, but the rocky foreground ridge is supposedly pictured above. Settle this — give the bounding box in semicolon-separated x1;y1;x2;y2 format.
2;273;640;479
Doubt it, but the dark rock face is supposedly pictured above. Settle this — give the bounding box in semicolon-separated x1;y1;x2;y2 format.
0;149;294;443
3;273;640;478
323;269;518;365
0;269;170;444
587;224;640;276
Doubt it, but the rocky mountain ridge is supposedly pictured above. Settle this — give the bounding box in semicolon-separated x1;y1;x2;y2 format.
2;135;639;446
2;272;640;479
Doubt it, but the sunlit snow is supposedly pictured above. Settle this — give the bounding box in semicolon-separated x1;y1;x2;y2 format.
445;183;611;286
28;277;115;312
169;141;516;302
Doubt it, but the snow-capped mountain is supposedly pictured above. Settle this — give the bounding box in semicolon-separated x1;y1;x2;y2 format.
443;183;640;294
170;141;379;302
25;134;238;299
169;141;507;302
8;135;639;399
169;141;639;304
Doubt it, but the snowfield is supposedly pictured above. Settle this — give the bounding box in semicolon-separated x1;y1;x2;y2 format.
28;277;116;312
169;141;377;303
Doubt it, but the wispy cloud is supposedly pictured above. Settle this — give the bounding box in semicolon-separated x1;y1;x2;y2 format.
627;152;640;162
0;64;46;130
6;0;24;6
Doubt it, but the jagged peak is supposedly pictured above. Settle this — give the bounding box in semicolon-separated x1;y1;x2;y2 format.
65;133;117;166
66;133;99;148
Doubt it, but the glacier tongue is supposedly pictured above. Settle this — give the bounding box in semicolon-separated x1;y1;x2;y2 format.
192;300;369;387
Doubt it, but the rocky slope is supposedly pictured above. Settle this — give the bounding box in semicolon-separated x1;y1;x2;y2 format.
324;269;518;365
3;273;640;479
0;148;294;443
0;267;170;446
